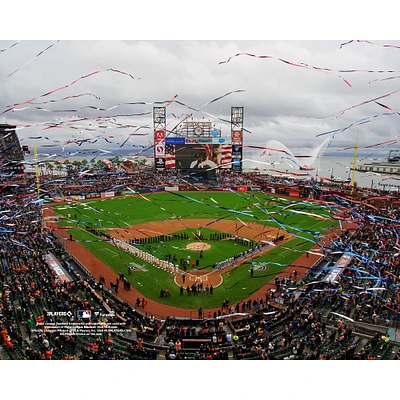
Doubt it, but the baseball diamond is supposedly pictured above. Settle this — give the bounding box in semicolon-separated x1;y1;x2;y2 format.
48;191;332;313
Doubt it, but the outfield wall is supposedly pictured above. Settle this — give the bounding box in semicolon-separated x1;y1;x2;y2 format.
52;184;300;203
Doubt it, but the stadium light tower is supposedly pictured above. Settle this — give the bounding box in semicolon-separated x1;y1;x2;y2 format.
231;107;244;172
153;107;166;171
0;124;25;174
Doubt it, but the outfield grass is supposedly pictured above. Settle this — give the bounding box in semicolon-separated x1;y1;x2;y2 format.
53;191;338;309
54;191;336;233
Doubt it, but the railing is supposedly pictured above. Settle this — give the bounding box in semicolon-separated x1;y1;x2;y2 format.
69;254;92;278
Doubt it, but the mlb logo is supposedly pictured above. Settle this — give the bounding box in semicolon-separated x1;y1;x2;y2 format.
78;310;91;319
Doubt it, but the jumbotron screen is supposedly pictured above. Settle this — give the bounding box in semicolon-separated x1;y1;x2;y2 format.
154;135;243;172
167;143;234;170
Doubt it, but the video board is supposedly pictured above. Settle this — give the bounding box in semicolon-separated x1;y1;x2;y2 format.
163;138;234;170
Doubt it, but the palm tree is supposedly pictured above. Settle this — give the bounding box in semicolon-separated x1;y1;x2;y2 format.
111;156;121;171
64;159;74;175
43;161;54;177
80;159;88;169
138;158;148;170
72;160;82;172
53;161;64;176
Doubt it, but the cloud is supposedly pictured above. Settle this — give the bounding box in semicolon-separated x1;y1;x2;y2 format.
2;39;400;159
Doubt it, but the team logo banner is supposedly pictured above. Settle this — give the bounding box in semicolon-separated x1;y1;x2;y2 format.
231;130;243;144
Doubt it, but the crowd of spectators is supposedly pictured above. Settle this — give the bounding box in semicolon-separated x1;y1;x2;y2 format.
0;190;162;360
1;165;400;361
3;158;400;202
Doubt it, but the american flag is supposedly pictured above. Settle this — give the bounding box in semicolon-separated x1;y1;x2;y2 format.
217;144;232;168
165;144;175;169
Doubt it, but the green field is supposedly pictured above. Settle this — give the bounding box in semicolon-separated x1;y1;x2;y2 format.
53;191;339;309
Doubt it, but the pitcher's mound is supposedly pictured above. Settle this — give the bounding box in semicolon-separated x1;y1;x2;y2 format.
186;242;211;251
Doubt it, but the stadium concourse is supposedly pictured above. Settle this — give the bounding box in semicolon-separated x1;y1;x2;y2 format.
1;169;400;360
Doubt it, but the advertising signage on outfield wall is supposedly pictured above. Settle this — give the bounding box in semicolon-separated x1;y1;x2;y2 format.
101;191;115;198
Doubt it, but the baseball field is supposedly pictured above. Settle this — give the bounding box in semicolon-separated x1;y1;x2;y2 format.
51;190;338;309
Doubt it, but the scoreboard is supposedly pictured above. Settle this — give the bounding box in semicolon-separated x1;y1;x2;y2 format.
153;108;243;172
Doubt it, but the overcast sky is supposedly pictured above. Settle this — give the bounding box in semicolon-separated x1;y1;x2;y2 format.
2;3;400;163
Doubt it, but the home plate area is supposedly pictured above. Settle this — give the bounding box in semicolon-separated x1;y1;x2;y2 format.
187;274;208;282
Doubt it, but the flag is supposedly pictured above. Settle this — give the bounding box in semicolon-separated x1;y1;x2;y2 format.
204;144;213;161
165;144;175;169
217;144;233;168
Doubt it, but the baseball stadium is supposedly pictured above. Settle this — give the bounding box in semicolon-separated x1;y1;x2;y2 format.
1;106;400;362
